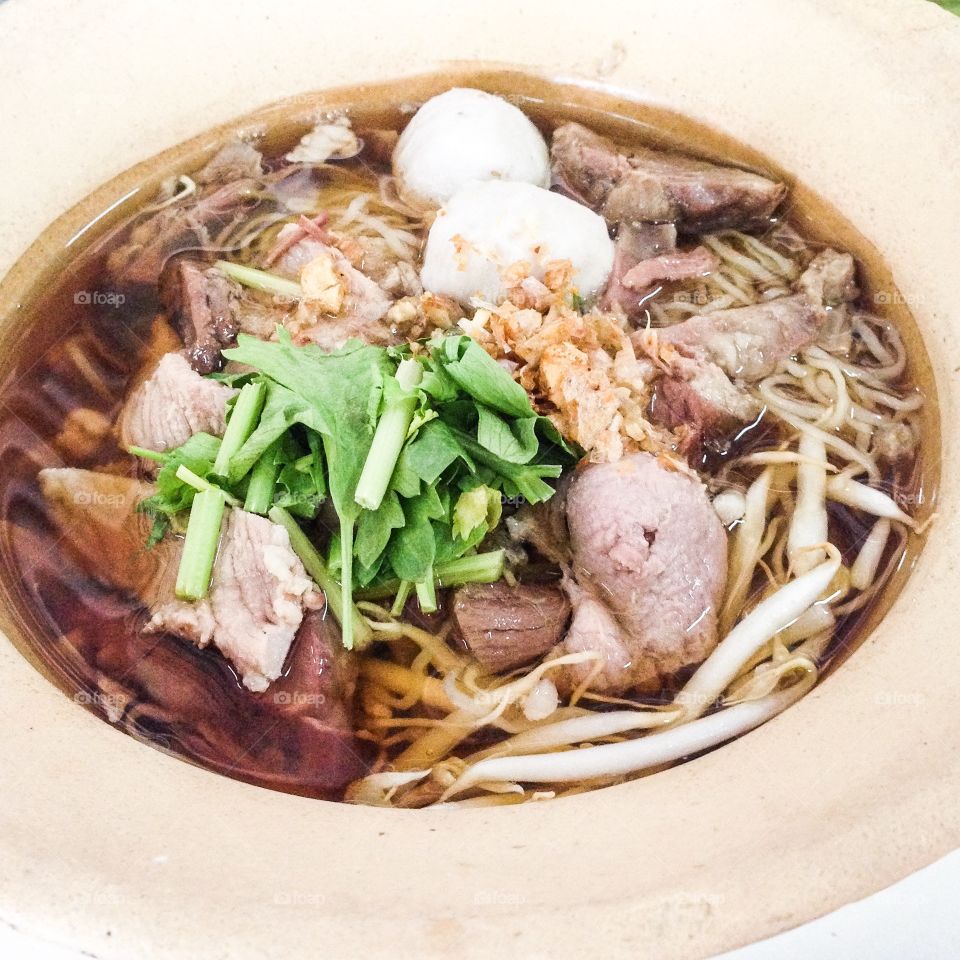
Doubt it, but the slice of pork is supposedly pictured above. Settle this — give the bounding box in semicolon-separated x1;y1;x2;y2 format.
797;248;858;307
159;259;240;374
452;580;571;673
556;453;728;694
118;351;236;455
147;508;320;692
651;356;762;459
601;222;677;314
622;245;719;294
195;140;265;185
551;122;786;232
657;293;826;381
271;233;395;351
645;248;858;456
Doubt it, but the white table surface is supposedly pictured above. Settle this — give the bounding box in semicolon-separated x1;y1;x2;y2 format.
2;848;958;958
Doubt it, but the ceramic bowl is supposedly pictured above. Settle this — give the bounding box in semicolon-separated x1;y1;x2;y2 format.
1;1;958;957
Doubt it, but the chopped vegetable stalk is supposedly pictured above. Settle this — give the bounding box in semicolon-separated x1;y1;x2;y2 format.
215;260;303;299
126;445;165;462
214;381;265;476
244;446;280;514
339;517;357;649
174;464;241;507
354;359;423;511
268;506;372;649
175;489;226;601
416;568;438;614
434;549;505;587
357;549;506;600
390;580;413;617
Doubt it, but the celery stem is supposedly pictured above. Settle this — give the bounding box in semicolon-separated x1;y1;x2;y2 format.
416;571;438;614
244;446;279;514
355;549;506;601
215;260;303;299
354;359;423;511
174;465;240;507
175;489;226;601
268;506;372;649
390;580;413;617
214;381;265;477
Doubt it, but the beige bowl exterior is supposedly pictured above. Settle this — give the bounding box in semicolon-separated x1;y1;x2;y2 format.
1;0;959;957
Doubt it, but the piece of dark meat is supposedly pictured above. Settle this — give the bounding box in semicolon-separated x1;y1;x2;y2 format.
452;579;571;673
106;176;260;286
601;222;677;314
650;356;762;460
253;609;368;791
644;248;856;459
267;610;358;729
551;122;786;232
555;453;728;695
159;258;240;374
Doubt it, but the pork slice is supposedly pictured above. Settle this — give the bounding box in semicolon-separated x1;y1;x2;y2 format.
651;357;761;458
601;222;677;314
797;248;858;307
656;293;826;380
558;579;632;687
452;580;571;674
118;352;236;455
621;245;719;292
195;141;265;185
159;259;240;374
551;122;786;232
106;177;260;287
276;236;396;351
147;509;318;692
557;453;728;694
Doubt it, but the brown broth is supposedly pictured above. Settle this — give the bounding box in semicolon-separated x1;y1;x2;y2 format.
0;71;940;801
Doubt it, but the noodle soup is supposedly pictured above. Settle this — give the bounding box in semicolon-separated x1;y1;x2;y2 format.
0;75;935;807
